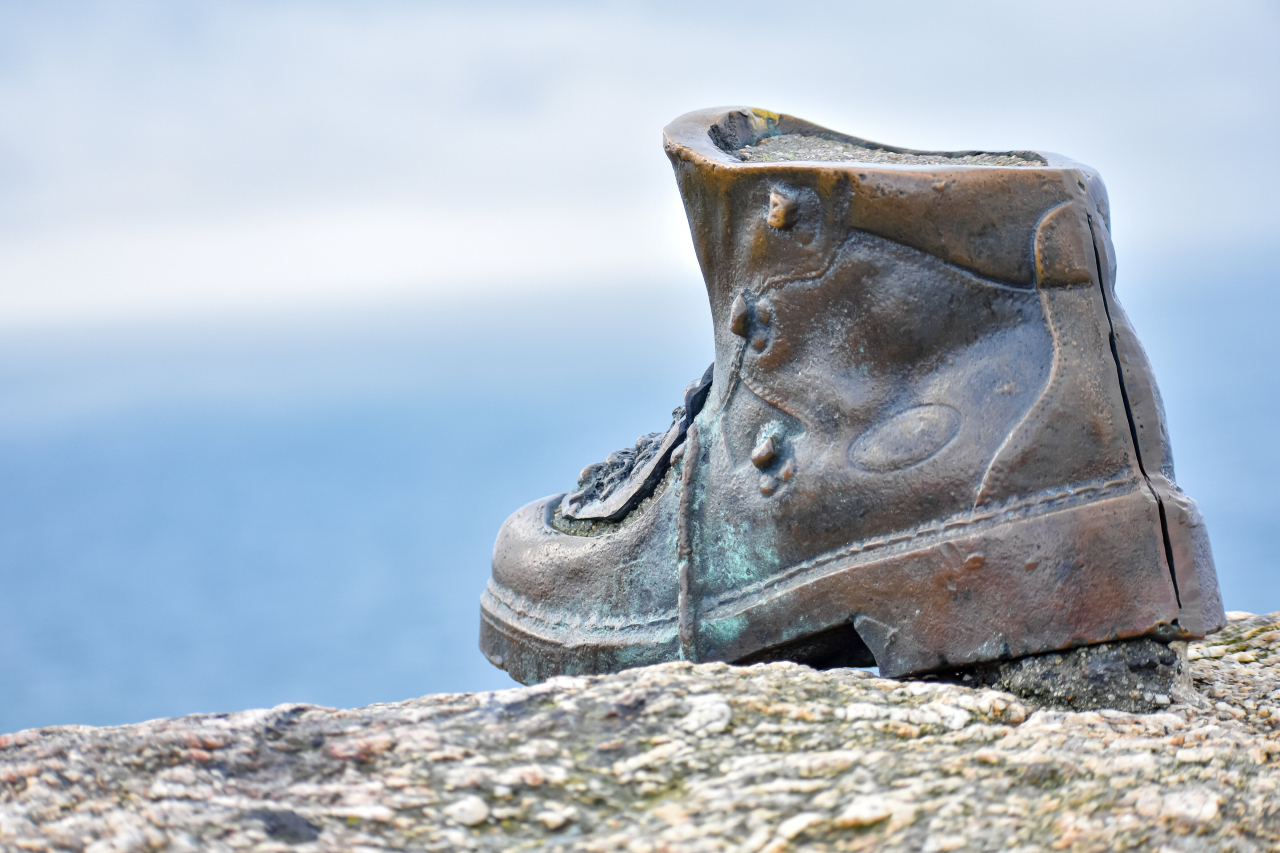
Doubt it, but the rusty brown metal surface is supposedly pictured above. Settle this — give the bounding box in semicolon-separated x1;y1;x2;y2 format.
479;107;1226;685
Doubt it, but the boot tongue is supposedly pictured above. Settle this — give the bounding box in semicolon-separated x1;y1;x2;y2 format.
683;362;715;424
560;364;713;523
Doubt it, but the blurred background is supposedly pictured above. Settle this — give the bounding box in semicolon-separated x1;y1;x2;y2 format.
1;1;1277;733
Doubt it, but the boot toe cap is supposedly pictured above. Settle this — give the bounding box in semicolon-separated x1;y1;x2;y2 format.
482;485;683;682
490;494;575;603
490;491;678;617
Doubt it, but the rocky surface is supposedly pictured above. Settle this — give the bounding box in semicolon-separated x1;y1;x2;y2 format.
958;638;1194;714
3;614;1280;853
735;134;1041;167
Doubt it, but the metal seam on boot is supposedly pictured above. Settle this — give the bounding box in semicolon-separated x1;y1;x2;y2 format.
677;422;700;662
739;373;803;422
973;199;1137;508
1084;211;1184;612
972;249;1065;506
717;320;747;412
484;476;1140;641
759;248;842;294
702;477;1139;610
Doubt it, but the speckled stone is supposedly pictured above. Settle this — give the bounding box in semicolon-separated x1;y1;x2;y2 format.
3;615;1280;852
736;134;1041;167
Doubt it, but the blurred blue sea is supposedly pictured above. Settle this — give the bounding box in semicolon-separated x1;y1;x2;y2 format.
0;283;716;731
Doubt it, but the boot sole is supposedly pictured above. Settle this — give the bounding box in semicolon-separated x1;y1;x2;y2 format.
480;478;1185;683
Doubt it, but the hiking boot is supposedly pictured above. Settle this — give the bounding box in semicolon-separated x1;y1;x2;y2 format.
479;107;1225;684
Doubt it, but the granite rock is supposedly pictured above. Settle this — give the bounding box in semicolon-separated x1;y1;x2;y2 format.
3;614;1280;852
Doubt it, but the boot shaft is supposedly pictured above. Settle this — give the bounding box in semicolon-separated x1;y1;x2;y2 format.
663;107;1222;641
665;108;1136;517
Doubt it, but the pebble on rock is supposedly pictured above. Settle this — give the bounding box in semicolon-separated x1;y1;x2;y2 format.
443;795;489;826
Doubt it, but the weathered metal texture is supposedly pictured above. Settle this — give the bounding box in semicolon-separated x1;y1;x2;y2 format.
479;107;1226;685
561;366;713;523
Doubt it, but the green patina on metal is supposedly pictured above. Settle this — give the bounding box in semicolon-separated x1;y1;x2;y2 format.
700;614;750;652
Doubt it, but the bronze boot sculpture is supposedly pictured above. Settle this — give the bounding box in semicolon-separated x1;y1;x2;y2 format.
480;107;1225;685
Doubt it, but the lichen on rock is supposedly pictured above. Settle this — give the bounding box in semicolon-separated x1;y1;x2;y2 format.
3;615;1280;851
